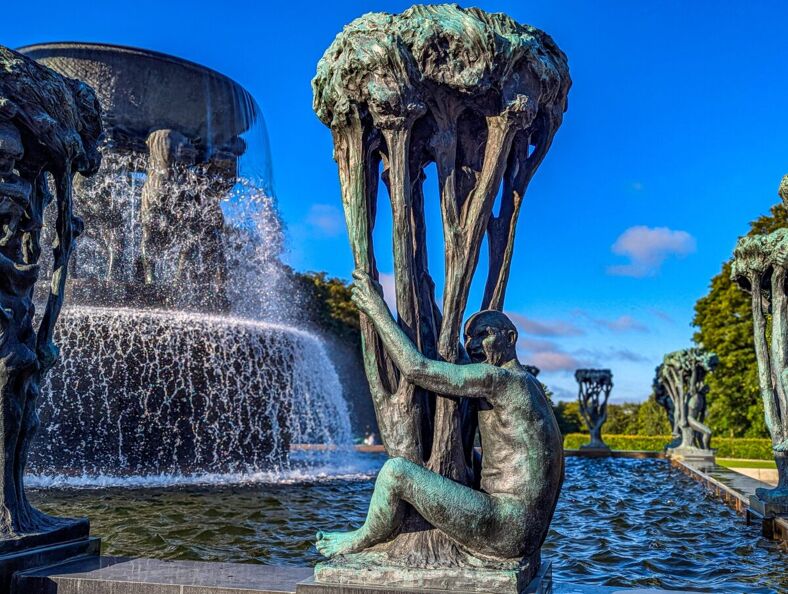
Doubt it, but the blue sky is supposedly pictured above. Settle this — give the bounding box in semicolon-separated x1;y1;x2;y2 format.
7;1;788;401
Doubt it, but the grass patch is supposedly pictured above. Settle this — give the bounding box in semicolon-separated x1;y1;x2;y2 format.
717;458;776;469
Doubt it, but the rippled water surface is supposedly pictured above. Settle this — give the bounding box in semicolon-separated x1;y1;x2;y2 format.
30;456;787;593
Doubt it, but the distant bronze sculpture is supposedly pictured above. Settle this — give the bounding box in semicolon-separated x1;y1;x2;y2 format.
732;175;788;507
653;364;680;449
140;129;197;284
137;129;231;309
0;45;102;542
658;349;717;458
312;3;569;589
19;42;258;311
575;369;612;450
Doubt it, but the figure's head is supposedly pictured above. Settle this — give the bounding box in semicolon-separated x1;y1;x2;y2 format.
464;310;518;366
0;122;23;176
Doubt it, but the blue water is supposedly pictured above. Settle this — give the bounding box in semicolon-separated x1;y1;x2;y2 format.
30;455;787;593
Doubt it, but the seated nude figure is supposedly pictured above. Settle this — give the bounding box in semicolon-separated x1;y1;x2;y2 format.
316;270;564;561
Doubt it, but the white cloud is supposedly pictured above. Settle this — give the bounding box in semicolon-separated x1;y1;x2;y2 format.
607;225;696;277
305;204;345;237
507;312;585;337
517;337;585;372
595;314;648;333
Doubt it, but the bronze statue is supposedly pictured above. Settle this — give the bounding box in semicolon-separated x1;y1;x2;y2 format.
658;349;717;457
575;369;613;450
312;5;570;587
732;176;788;507
0;45;102;543
317;271;563;565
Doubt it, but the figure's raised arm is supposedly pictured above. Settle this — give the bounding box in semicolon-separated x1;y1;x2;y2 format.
351;270;505;398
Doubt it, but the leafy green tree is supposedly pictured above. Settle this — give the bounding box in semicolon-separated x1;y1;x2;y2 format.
603;403;641;435
288;269;360;343
636;395;672;435
692;200;788;438
552;400;583;434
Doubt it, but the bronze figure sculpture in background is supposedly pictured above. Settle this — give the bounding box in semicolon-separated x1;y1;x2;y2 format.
312;3;570;590
653;364;680;449
0;44;102;542
575;369;613;450
732;174;788;508
658;348;717;459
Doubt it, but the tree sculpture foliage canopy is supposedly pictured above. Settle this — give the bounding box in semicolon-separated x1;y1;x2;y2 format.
693;201;788;438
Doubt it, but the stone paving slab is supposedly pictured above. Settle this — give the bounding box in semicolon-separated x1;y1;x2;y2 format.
14;557;706;594
15;557;312;594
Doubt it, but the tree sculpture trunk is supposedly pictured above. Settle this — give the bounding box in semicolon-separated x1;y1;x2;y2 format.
653;364;681;449
732;193;788;505
0;45;103;540
658;349;717;456
312;5;570;565
575;369;612;450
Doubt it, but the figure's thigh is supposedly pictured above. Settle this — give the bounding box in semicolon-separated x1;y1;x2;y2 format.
393;459;511;555
688;417;710;433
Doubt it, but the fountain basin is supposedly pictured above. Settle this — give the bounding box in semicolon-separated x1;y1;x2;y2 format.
17;42;258;154
31;307;351;478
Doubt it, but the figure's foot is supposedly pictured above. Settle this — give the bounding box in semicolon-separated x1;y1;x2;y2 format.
315;529;371;558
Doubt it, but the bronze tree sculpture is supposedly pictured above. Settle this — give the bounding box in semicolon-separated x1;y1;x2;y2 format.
731;176;788;507
658;348;717;457
653;364;680;449
575;369;612;450
312;3;570;587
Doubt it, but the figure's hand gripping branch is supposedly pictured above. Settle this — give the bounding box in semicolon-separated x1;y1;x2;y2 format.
351;269;504;399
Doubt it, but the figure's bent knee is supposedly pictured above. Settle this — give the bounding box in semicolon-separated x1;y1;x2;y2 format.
379;457;411;485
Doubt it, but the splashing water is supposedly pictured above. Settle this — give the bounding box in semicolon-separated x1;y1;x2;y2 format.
31;308;353;480
29;142;357;485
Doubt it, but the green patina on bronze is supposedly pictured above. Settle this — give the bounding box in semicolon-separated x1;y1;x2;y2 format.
574;369;612;450
731;177;788;503
657;349;717;454
311;3;570;581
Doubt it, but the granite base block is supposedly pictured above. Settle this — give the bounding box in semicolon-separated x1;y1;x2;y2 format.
666;447;715;464
2;536;99;594
749;494;788;518
298;560;551;594
14;556;312;594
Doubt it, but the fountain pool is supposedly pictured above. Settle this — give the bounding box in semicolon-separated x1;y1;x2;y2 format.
28;456;787;593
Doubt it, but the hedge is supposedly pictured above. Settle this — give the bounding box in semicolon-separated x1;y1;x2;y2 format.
562;434;774;460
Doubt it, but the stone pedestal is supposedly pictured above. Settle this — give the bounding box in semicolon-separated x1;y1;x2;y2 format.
749;494;788;518
4;535;99;593
666;447;715;464
14;556;313;594
297;560;551;594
